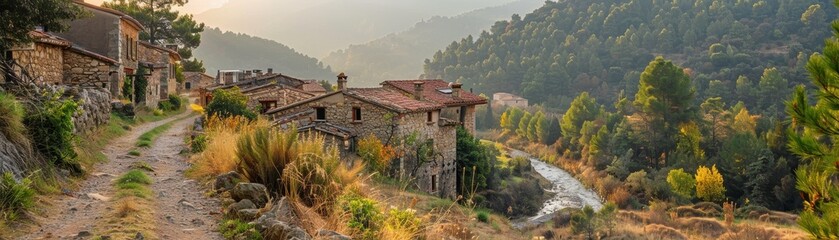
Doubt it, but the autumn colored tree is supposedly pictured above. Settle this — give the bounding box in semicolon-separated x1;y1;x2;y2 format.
357;134;395;174
695;165;725;202
667;168;695;199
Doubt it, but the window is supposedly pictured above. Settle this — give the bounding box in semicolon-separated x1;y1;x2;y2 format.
185;82;191;90
352;107;362;122
427;111;433;123
315;107;326;121
431;175;437;192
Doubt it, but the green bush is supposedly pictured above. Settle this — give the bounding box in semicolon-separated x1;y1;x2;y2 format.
24;91;80;174
0;172;35;221
206;87;256;120
339;193;382;239
158;101;174;111
476;210;490;223
168;95;182;110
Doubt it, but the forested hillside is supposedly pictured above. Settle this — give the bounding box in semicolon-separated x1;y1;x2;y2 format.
424;0;836;113
193;27;336;80
322;0;543;86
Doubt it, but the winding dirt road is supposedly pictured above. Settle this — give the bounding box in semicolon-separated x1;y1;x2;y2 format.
19;110;223;240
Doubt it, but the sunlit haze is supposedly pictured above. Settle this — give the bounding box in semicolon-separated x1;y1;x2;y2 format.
84;0;229;14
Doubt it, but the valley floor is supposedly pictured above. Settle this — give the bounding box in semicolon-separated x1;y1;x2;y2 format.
15;110;222;239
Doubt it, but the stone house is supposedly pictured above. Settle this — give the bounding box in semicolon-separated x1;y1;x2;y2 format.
199;70;324;106
265;74;486;198
3;30;120;91
382;80;487;135
240;83;315;113
138;41;181;108
183;72;214;94
492;92;528;108
54;0;145;98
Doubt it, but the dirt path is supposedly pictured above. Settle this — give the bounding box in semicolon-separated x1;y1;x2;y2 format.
21;111;223;240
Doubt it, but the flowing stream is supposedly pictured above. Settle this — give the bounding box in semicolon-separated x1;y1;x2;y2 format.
509;149;603;229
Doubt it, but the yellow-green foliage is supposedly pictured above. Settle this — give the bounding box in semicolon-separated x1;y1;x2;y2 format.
236;126;298;196
667;168;695;199
356;134;395;173
695;165;725;202
0;172;35;221
338;192;382;239
283;134;362;213
380;208;423;239
0;91;28;148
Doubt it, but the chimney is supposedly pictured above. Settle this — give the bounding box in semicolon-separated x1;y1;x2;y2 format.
451;82;462;99
413;81;425;101
267;68;273;74
337;72;348;91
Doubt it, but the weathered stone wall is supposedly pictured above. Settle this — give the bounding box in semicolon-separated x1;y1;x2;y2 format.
63;50;114;88
68;87;112;134
463;105;477;134
396;112;457;199
138;44;164;108
0;132;35;180
439;105;478;134
244;86;314;110
11;43;64;85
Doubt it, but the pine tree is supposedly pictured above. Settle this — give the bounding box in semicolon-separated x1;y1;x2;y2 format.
517;112;532;137
634;57;696;157
786;4;839;236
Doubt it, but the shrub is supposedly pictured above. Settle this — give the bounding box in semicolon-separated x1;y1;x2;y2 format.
157;101;173;112
189;116;262;179
667;168;695;199
236;126;297;195
206;87;256;120
190;134;208;153
381;208;423;239
357;134;395;174
152;108;164;116
570;206;595;238
24;91;80;174
476;210;490;223
695;165;725;202
339;193;382;239
168;94;182;110
283;134;361;213
0;172;35;221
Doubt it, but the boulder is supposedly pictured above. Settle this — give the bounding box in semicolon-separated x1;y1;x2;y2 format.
257;197;298;226
237;209;260;221
214;171;242;193
227;199;257;217
231;183;269;207
263;221;311;240
316;229;351;240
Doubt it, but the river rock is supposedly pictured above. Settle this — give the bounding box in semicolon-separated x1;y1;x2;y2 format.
228;199;257;217
214;171;242;193
237;209;260;221
262;221;311;240
231;183;269;207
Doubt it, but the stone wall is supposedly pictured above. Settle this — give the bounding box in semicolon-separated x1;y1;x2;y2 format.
396;112;457;199
68;87;112;134
63;50;114;88
0;131;35;180
11;43;64;85
244;86;314;110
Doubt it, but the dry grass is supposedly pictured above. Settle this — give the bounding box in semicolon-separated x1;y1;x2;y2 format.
115;198;141;218
188;116;267;180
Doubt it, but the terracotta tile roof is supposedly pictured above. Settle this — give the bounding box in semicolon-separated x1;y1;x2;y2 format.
301;82;326;93
346;88;444;113
73;0;144;31
381;80;487;106
29;31;71;47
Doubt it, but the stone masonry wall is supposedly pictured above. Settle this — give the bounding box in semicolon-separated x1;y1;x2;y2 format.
63;50;114;88
11;43;64;85
68;87;112;134
245;86;314;110
396;112;457;199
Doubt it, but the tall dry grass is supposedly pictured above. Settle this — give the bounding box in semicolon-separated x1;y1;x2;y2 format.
283;134;364;214
188;116;267;180
236;126;298;195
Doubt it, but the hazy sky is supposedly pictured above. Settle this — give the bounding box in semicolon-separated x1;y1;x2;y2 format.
84;0;229;15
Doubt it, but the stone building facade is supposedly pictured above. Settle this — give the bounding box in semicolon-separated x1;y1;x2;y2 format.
381;80;487;135
7;32;68;85
199;70;324;106
265;75;473;198
183;72;214;94
138;42;181;108
240;84;315;113
63;46;119;89
55;1;145;99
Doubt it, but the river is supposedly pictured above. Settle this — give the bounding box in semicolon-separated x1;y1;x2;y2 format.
509;149;604;229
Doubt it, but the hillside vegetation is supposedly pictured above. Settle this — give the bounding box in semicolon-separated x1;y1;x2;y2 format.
193;27;336;80
322;0;544;86
423;0;836;112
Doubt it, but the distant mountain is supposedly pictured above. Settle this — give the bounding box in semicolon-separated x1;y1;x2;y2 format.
194;27;335;80
194;0;518;57
322;0;544;86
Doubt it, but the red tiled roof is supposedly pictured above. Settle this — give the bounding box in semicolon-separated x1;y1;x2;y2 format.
381;80;487;106
301;83;326;93
347;88;443;113
73;0;145;31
